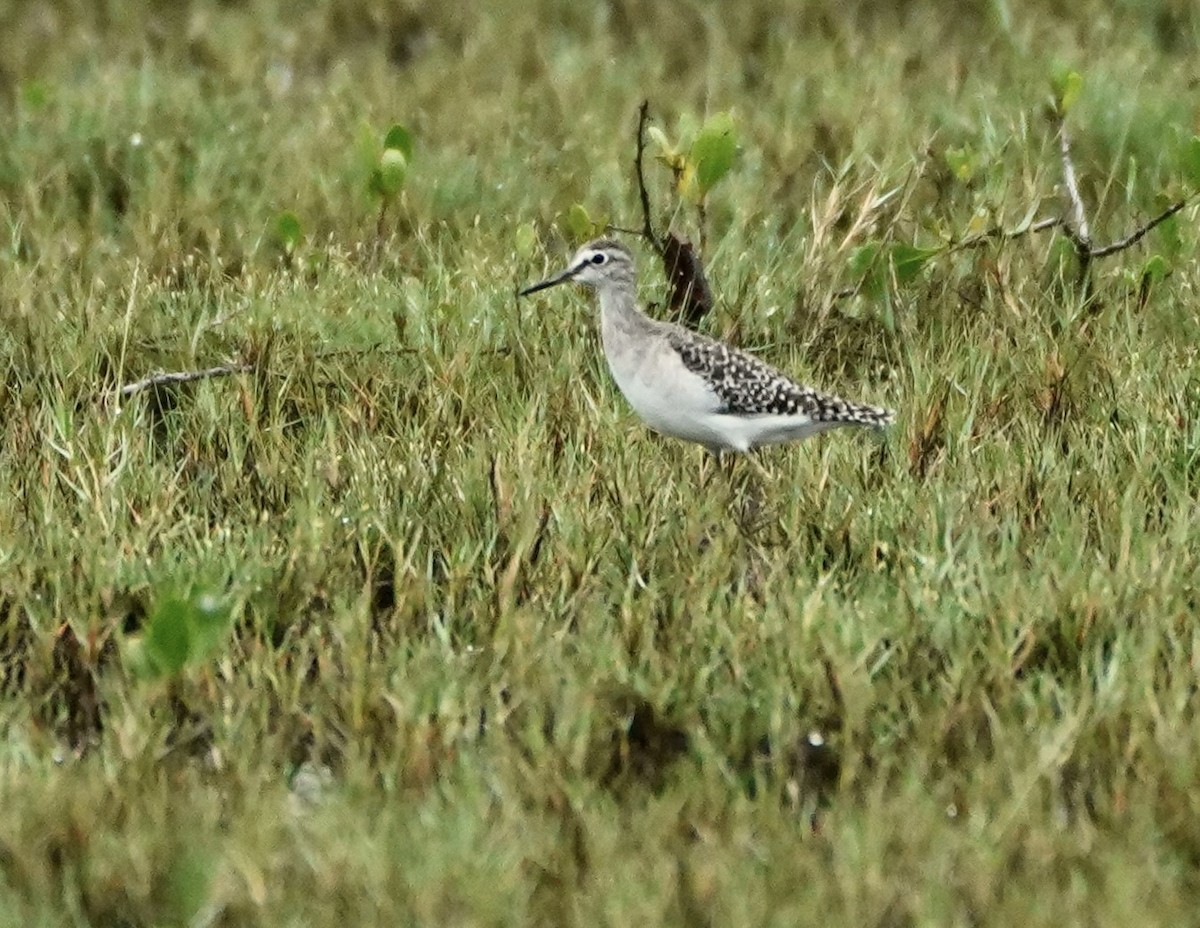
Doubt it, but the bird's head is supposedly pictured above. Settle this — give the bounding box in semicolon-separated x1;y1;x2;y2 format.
518;238;635;296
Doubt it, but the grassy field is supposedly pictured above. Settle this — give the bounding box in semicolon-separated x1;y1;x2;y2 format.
2;0;1200;924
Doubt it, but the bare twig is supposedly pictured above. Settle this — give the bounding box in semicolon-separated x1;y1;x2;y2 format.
313;343;420;361
115;261;141;399
1052;116;1195;284
953;114;1194;288
1089;198;1193;258
954;215;1062;251
604;225;644;237
634;101;663;255
118;363;252;397
1028;215;1063;236
1057;120;1091;252
630;102;714;324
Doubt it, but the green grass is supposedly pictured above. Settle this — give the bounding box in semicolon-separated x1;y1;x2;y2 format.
2;0;1200;924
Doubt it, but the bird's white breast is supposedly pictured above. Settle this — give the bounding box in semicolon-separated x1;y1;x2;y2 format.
599;323;732;448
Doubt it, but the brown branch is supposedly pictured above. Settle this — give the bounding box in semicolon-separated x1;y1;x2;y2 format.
313;343;420;361
956;198;1193;260
630;101;712;324
604;224;645;237
118;363;252;397
1088;197;1193;258
634;101;663;255
1056;118;1193;262
951;116;1193;280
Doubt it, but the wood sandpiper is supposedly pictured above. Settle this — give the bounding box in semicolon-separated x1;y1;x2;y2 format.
519;237;895;454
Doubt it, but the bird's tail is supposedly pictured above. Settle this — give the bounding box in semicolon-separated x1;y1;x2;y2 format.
840;400;895;429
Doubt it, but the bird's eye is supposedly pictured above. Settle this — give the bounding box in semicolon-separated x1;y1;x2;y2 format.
590;253;607;265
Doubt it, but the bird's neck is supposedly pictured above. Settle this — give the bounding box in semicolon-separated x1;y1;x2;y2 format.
598;284;651;342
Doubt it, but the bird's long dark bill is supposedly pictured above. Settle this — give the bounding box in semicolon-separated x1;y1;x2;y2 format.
518;266;575;297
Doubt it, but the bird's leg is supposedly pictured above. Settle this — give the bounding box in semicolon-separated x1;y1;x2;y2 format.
698;446;716;489
693;446;725;554
700;447;771;539
723;450;739;482
742;449;772;485
717;451;772;598
699;445;729;490
733;451;771;539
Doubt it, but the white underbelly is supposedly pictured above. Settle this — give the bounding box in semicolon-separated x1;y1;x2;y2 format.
601;343;842;452
604;346;727;446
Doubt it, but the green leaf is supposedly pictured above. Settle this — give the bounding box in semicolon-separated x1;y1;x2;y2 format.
689;113;738;198
383;124;414;160
1051;68;1083;114
1155;211;1183;260
141;590;233;679
188;592;234;658
848;242;881;278
375;147;408;198
1180;135;1200;188
1141;253;1168;285
514;222;538;259
143;598;194;676
1060;72;1083;113
564;203;593;241
944;146;975;182
165;847;215;924
362;124;414;199
847;242;886;299
889;243;941;284
272;210;303;253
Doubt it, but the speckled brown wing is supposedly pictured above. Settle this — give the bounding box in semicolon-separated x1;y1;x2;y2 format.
665;328;893;426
